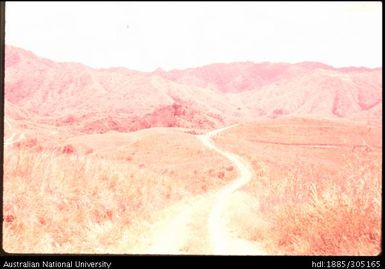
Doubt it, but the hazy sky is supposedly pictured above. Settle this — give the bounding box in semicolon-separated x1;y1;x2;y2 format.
5;2;382;71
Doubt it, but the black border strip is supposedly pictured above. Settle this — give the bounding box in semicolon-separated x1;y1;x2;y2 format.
0;1;383;268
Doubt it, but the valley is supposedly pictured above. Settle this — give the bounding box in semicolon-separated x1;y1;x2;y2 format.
2;46;382;255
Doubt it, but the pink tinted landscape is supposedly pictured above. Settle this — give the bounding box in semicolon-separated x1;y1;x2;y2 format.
3;46;382;255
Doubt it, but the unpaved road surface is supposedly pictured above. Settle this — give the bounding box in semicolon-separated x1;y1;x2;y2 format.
143;125;267;255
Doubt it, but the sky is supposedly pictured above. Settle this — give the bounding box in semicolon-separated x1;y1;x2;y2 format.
5;2;382;71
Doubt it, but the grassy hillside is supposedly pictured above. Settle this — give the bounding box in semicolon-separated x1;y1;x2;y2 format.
3;129;235;253
214;118;382;255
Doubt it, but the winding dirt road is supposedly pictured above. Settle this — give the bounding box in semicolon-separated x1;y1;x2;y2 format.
145;125;267;255
198;126;266;255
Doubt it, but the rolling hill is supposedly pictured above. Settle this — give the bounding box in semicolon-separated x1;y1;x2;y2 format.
2;45;382;254
4;45;382;136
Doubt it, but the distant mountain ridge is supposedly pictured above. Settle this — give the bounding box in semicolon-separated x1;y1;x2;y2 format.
4;45;382;133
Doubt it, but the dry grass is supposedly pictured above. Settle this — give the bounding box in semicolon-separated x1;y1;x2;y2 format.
254;153;381;255
216;118;382;255
3;118;381;255
3;140;234;253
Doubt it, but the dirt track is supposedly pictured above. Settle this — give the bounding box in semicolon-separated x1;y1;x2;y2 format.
144;125;267;255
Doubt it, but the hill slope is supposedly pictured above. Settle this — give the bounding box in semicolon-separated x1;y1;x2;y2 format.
4;46;382;134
